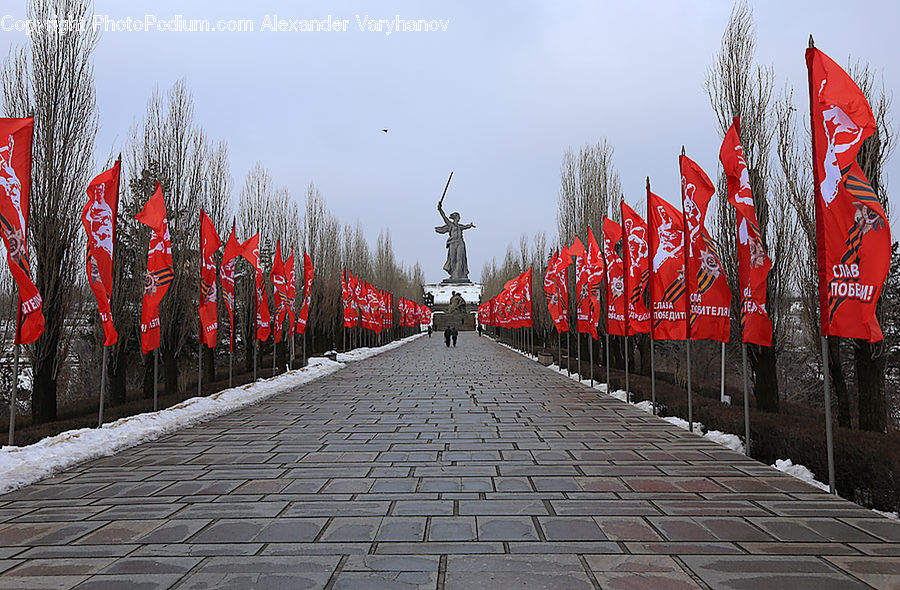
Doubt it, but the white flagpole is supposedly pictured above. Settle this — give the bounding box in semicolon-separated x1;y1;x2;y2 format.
624;334;629;402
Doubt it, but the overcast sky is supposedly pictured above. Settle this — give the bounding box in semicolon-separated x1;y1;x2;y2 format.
4;1;898;284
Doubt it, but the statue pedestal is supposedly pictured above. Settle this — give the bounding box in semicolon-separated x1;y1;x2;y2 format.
423;282;483;331
440;278;474;285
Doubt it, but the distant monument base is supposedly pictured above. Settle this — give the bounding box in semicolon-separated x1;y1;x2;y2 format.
432;311;476;332
440;278;474;285
423;282;483;332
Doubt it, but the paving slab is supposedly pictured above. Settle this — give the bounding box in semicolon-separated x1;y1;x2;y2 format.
1;333;897;589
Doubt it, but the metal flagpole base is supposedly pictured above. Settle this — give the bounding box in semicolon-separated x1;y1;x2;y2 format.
624;335;629;403
577;333;581;382
198;337;202;397
229;351;233;388
153;348;159;412
589;336;594;387
821;336;836;494
605;332;610;389
741;343;750;456
650;336;656;416
720;341;729;404
9;343;20;445
99;346;108;427
686;339;693;432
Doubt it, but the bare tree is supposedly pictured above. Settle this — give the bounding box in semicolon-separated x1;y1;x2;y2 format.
125;81;214;396
1;0;99;423
851;61;896;432
557;141;621;248
705;1;786;413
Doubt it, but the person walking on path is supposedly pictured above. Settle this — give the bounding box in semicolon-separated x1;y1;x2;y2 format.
444;326;452;347
427;325;432;338
451;327;458;347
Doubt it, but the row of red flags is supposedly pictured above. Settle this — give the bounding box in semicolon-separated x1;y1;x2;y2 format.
0;46;890;347
478;269;534;329
340;268;432;333
477;47;891;346
80;170;314;354
541;131;773;345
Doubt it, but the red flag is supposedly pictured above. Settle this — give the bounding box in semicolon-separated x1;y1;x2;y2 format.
721;118;773;346
296;252;314;334
0;117;44;344
681;154;731;342
83;161;119;346
518;269;534;328
221;222;241;352
544;247;571;333
343;269;359;328
575;230;604;338
270;241;288;343
285;248;296;337
135;183;173;354
199;210;221;348
807;46;891;342
363;283;381;333
602;218;626;336
240;233;270;341
648;187;687;340
358;281;371;330
621;202;651;335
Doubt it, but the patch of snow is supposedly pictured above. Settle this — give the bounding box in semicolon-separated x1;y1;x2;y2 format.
772;459;829;492
871;509;899;520
0;358;343;495
607;389;629;403
662;416;705;432
704;430;745;454
633;400;655;414
1;334;423;496
336;333;424;362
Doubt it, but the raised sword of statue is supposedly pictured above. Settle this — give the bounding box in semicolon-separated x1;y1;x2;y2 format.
438;171;453;208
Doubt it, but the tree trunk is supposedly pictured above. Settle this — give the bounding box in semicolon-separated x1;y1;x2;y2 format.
163;349;178;396
30;355;57;424
109;350;127;406
637;334;650;376
750;344;780;413
142;353;154;399
855;339;886;432
31;311;63;424
827;335;851;428
204;346;215;384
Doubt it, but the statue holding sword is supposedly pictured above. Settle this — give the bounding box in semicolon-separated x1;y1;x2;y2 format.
434;172;475;282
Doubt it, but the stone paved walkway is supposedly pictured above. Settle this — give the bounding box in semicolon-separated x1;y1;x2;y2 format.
1;333;898;589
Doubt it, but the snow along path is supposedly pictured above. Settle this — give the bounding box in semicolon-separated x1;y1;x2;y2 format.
0;334;423;495
336;332;424;361
499;340;900;518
